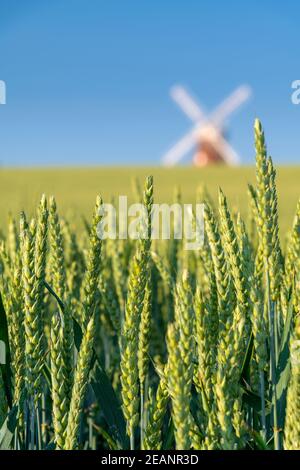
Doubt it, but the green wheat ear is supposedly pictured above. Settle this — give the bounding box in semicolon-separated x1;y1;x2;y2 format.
7;254;25;406
285;199;300;314
284;318;300;450
21;218;44;401
142;366;169;450
174;270;195;387
254;119;282;300
138;277;152;392
49;196;65;301
35;194;48;310
50;313;68;449
64;313;96;450
49;196;74;404
120;176;153;447
80;195;103;329
166;323;192;450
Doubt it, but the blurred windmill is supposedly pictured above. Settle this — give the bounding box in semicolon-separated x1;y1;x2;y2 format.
162;84;252;167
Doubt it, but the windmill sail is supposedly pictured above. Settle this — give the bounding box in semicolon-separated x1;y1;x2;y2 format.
162;84;251;166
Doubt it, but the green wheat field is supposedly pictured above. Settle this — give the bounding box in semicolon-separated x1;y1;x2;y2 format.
1;120;300;451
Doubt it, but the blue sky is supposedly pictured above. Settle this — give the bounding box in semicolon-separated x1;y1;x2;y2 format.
0;0;299;166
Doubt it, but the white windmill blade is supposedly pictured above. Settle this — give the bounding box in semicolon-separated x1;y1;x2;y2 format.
170;85;206;123
162;126;200;166
209;85;252;126
210;130;240;165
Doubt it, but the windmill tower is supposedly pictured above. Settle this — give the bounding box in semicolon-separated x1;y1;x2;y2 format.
162;84;252;166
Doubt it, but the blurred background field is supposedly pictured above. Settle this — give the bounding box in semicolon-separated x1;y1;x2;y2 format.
1;165;299;241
